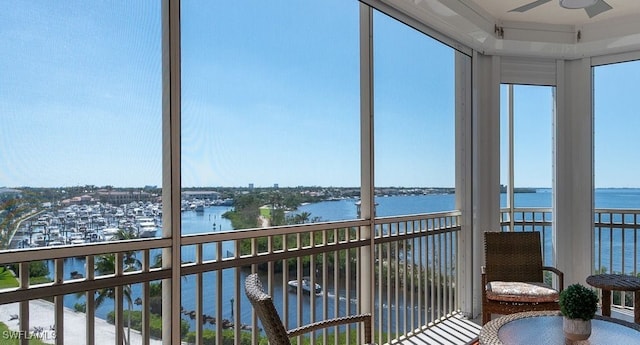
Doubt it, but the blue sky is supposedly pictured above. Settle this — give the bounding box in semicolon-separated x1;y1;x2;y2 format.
500;85;553;188
594;60;640;188
0;1;637;189
1;1;162;188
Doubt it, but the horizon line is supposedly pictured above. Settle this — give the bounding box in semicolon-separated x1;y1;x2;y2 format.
4;185;640;190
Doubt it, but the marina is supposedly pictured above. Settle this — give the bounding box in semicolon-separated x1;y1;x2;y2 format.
5;190;640;335
8;196;236;249
7;196;437;332
9;201;163;249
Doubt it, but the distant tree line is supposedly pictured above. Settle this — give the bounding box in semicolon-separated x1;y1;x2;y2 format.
222;190;323;229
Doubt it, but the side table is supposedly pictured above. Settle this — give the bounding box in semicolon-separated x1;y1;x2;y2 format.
586;273;640;324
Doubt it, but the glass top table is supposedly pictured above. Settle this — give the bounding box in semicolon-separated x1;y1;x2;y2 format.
479;311;640;345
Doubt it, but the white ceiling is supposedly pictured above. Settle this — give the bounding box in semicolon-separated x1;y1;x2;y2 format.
472;0;640;26
384;0;640;59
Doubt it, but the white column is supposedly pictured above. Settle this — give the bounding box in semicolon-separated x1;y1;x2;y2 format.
161;0;182;344
554;59;594;286
455;51;474;317
464;52;501;317
359;3;374;339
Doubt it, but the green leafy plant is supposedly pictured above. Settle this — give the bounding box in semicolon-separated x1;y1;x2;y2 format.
559;283;599;320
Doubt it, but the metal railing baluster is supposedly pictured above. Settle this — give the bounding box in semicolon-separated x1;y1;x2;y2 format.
0;212;464;345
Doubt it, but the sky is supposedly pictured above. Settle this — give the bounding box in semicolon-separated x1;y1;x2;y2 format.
496;61;640;189
0;1;638;189
499;85;554;188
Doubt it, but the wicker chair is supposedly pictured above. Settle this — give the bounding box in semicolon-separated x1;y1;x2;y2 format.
244;273;373;345
482;231;564;324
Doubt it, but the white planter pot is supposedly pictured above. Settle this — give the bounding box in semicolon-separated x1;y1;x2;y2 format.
563;317;592;341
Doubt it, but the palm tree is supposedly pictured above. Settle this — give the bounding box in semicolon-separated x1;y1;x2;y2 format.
269;192;286;226
94;228;141;344
294;211;311;224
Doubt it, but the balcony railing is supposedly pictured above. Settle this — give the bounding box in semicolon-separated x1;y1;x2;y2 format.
501;208;640;316
0;238;172;344
594;209;640;313
374;213;460;343
4;208;638;344
0;211;461;345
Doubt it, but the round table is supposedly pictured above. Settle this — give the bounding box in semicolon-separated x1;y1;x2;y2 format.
586;274;640;324
479;311;640;345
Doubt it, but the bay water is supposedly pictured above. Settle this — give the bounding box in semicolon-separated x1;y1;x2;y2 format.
54;188;640;332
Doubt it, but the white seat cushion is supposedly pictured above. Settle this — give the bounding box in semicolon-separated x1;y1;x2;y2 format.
486;281;559;303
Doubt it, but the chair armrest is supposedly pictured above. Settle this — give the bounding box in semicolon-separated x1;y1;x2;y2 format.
542;266;564;292
288;313;372;343
481;272;488;300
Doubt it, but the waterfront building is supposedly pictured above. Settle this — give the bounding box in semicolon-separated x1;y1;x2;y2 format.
2;2;640;345
181;190;221;201
96;190;156;206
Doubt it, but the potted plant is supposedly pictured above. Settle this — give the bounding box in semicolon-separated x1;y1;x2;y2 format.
559;283;599;341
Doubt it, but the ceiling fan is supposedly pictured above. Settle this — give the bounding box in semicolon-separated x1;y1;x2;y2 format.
509;0;613;18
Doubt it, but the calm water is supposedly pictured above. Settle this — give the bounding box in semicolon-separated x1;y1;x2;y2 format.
55;189;640;331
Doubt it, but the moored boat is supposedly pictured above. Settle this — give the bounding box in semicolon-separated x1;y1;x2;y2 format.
136;217;158;238
288;277;322;294
138;224;157;238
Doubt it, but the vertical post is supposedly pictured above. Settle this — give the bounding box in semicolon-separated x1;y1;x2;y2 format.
455;50;473;317
234;267;241;343
85;255;95;345
471;52;502;316
19;262;29;345
161;0;182;344
142;250;150;345
54;259;64;345
508;84;515;231
195;245;203;345
554;58;593;286
115;253;124;345
359;2;374;343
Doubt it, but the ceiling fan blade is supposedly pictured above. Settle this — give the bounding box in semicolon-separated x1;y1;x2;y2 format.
509;0;553;13
585;0;612;18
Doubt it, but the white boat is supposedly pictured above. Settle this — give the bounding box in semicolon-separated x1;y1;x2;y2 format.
139;226;157;238
288;277;322;294
216;198;234;206
102;227;120;236
136;217;158;238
